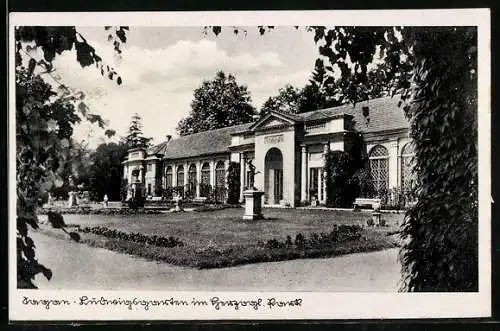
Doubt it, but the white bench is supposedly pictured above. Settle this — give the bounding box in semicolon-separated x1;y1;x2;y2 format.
354;198;381;210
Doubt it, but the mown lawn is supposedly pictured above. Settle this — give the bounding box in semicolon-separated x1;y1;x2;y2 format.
38;208;403;269
53;208;403;249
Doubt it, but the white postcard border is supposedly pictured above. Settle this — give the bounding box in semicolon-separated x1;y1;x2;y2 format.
8;9;491;321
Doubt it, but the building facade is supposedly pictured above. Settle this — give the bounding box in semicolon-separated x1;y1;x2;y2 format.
122;96;415;207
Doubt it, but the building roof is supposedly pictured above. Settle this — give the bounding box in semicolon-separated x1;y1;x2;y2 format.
148;96;409;159
296;96;409;133
151;123;254;159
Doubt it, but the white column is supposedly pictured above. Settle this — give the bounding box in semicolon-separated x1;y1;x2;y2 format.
389;141;399;190
172;164;177;187
196;161;201;198
300;145;308;203
322;142;330;204
210;160;216;187
184;162;188;194
239;153;246;202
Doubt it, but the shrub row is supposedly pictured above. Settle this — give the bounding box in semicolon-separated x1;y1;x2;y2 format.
39;207;167;215
262;224;363;250
79;226;185;248
39;203;240;215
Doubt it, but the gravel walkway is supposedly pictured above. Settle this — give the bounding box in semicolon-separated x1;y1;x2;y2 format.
31;230;401;292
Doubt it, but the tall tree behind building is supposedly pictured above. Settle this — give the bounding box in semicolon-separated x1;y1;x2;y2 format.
88;142;129;201
176;71;256;136
261;59;342;114
125;113;152;148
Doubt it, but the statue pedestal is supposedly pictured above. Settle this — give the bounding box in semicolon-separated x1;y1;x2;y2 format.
68;191;77;207
243;190;264;220
372;212;381;226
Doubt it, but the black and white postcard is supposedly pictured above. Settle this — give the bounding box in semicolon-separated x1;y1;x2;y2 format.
8;9;491;320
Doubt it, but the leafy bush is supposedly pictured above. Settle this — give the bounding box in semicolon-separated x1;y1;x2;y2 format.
352;168;375;199
79;226;184;248
324;137;368;208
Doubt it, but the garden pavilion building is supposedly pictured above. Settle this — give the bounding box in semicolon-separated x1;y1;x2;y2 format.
122;96;415;207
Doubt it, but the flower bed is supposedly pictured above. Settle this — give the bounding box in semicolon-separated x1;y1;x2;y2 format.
39;207;166;215
78;226;184;248
262;224;363;250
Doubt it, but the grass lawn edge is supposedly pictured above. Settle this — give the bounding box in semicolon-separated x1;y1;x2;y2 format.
37;224;400;270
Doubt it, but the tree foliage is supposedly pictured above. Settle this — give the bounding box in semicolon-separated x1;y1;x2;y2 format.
15;26;128;288
16;67;84;288
15;26;127;85
261;58;385;114
49;139;93;200
125;113;152;149
88;142;129;201
177;71;256;135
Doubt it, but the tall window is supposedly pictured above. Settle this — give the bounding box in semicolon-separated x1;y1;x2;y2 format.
165;166;173;188
215;161;225;188
401;143;416;192
215;161;226;202
176;165;184;188
369;145;389;196
200;163;211;197
188;164;197;196
201;163;210;185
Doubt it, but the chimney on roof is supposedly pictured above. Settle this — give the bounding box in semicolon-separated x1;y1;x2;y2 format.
166;135;172;142
362;106;370;125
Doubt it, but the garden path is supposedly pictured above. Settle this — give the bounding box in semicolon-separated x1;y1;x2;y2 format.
32;230;401;292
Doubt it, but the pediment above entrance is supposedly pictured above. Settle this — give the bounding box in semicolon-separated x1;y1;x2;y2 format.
249;112;298;132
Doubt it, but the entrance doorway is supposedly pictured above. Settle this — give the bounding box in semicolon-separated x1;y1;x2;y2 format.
309;167;321;203
273;169;283;203
264;148;283;204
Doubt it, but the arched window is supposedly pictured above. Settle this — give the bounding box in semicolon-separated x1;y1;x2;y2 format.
176;165;184;188
369;145;389;196
200;163;211;197
188;164;197;192
215;161;226;202
215;161;225;188
165;166;173;188
401;143;416;192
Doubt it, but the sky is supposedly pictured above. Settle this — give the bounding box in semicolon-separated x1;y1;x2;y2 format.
42;27;321;148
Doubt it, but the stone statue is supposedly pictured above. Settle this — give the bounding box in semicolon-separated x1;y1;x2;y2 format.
67;175;77;207
245;159;259;190
242;159;264;220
